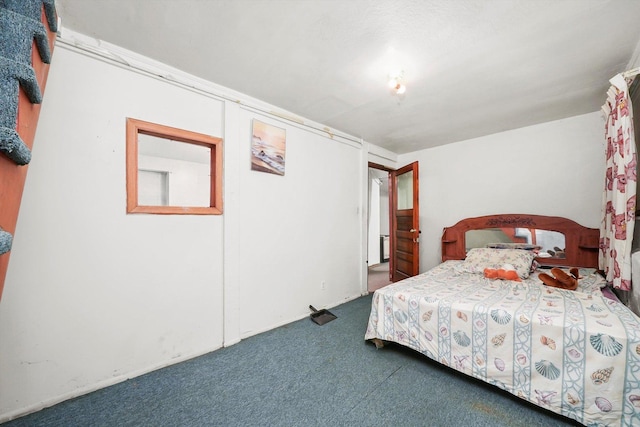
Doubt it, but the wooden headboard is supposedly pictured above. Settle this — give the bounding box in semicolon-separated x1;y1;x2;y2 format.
441;214;600;268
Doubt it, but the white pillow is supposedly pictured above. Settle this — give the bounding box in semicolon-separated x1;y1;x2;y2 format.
462;248;537;279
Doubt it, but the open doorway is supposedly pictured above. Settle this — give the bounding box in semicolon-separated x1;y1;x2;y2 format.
367;160;420;292
367;165;392;292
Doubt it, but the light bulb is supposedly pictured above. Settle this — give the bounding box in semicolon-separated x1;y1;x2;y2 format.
388;70;406;95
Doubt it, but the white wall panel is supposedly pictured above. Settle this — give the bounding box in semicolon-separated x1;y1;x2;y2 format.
237;111;362;337
0;47;225;419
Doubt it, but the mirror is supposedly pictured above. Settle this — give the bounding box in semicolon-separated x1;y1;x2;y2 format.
465;228;566;259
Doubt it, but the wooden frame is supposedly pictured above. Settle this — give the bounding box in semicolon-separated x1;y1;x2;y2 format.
368;162;392;275
126;118;223;215
441;214;600;268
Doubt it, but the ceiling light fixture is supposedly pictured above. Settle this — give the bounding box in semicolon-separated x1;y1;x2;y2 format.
388;70;406;95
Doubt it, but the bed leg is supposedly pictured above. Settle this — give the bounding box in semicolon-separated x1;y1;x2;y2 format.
371;338;386;349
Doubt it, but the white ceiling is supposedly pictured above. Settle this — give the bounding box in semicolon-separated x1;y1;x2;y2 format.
54;0;640;154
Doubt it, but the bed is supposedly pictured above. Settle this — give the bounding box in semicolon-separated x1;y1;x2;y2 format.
365;214;640;426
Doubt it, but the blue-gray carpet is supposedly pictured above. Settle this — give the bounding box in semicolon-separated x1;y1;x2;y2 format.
3;295;580;427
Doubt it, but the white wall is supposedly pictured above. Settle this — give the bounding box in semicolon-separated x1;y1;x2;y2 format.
0;34;365;421
236;110;363;337
367;178;381;266
398;112;606;272
379;182;389;236
368;143;397;170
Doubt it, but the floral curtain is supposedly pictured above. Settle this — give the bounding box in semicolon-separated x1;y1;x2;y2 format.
599;73;637;290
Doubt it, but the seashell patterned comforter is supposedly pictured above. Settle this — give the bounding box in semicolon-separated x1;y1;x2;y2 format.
365;261;640;426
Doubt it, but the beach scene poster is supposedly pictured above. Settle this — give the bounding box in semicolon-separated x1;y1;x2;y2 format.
251;119;286;176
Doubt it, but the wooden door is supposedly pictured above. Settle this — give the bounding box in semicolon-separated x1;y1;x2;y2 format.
390;161;419;282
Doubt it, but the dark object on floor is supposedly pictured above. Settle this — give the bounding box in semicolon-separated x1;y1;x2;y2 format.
309;305;337;325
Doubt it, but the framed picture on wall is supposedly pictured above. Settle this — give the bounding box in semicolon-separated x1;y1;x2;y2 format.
251;119;286;176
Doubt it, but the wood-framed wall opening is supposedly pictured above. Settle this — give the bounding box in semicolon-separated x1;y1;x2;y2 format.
367;162;393;292
126;118;223;215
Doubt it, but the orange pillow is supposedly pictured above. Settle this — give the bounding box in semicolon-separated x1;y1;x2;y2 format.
484;267;521;282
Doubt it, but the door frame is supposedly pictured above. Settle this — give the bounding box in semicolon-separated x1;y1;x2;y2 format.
367;162;394;282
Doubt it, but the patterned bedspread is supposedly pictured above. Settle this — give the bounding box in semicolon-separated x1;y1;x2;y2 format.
365;261;640;426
